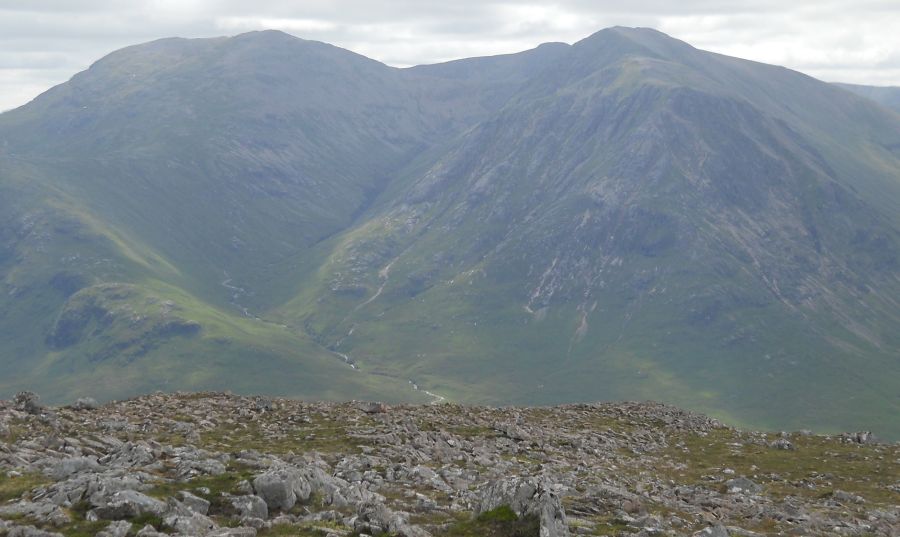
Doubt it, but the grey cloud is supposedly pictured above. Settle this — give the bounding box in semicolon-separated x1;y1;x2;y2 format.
0;0;898;111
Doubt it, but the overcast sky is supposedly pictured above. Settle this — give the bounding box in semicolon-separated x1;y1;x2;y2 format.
1;1;899;111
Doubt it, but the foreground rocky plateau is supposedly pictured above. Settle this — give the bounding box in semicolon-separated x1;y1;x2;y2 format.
0;392;897;537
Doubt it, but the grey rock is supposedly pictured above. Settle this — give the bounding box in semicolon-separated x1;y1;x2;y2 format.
177;491;211;515
209;529;258;537
97;520;132;537
47;456;100;480
846;431;879;444
354;501;430;537
725;477;762;494
4;526;65;537
13;392;43;415
135;524;169;537
479;477;568;537
163;512;218;536
72;397;99;411
91;490;167;520
230;494;268;520
694;525;730;537
252;467;310;511
769;438;795;450
360;402;388;414
0;501;70;527
239;517;266;530
832;489;865;504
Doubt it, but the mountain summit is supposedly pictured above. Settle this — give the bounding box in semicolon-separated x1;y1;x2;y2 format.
2;28;900;437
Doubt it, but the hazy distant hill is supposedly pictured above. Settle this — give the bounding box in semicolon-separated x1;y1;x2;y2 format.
2;28;900;437
835;82;900;113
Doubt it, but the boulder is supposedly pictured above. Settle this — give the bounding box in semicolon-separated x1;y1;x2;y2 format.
354;501;430;537
97;520;132;537
72;397;99;411
135;524;169;537
478;477;568;537
4;526;65;537
725;477;762;494
47;456;100;480
0;501;71;527
769;438;795;450
209;528;258;537
163;512;218;536
252;467;310;511
90;490;167;520
845;431;879;444
694;525;730;537
13;392;43;415
230;495;268;520
360;402;388;414
177;491;211;515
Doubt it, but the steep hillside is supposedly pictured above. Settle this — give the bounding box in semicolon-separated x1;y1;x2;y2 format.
836;82;900;113
276;29;900;436
0;31;448;404
2;28;900;436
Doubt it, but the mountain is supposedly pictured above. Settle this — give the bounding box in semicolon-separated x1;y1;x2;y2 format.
1;28;900;437
835;82;900;113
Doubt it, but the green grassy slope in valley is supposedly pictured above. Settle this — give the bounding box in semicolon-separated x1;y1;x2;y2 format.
2;28;900;437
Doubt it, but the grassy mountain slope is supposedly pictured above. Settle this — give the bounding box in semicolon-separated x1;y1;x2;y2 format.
0;32;458;404
835;82;900;113
275;29;900;436
1;28;899;436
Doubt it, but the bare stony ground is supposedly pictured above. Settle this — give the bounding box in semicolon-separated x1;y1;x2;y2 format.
0;392;897;537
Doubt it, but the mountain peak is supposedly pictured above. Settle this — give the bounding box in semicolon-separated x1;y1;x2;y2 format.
1;27;900;442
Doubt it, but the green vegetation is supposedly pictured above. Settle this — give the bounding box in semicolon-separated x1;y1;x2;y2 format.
437;506;540;537
658;429;900;507
0;472;49;503
257;525;329;537
1;27;900;439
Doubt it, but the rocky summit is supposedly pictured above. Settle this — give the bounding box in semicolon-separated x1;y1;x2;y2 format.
0;393;897;537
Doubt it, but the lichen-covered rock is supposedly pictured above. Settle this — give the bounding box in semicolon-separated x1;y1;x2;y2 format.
252;467;310;511
0;501;71;528
96;520;132;537
176;491;211;515
13;392;42;415
163;512;218;536
3;525;65;537
72;398;99;411
90;490;167;520
479;478;568;537
694;525;730;537
230;494;268;520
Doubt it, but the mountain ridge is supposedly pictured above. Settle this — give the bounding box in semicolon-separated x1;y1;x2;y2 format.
1;27;900;438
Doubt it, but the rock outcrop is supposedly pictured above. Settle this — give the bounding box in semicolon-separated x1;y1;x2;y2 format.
0;392;896;537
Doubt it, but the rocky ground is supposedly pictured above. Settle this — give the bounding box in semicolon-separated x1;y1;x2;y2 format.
0;392;897;537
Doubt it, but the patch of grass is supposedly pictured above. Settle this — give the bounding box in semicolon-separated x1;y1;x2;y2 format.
58;519;112;537
658;429;900;506
437;506;540;537
588;514;631;536
200;414;369;456
146;463;257;519
0;472;50;503
257;523;329;536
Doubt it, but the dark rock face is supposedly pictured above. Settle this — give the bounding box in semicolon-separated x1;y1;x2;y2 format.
0;392;896;536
